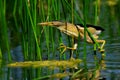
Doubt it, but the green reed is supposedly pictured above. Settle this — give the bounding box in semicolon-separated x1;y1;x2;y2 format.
0;48;2;61
83;0;88;68
0;0;11;62
50;0;61;59
25;0;42;60
0;0;107;80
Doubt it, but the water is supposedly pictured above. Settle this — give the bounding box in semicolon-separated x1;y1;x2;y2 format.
1;22;120;80
1;32;120;80
101;35;120;80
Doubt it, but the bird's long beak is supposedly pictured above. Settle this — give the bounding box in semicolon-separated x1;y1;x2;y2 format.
38;21;65;27
37;22;53;26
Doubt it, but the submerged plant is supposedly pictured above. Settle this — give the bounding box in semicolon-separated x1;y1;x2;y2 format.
7;58;82;69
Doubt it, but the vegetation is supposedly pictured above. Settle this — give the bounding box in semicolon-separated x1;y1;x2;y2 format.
0;0;120;80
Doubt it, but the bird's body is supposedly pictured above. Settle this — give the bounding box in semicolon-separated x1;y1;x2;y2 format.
38;21;105;53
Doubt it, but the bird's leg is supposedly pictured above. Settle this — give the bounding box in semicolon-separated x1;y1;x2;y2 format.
69;42;78;58
79;31;106;53
58;43;67;54
96;40;105;52
58;43;77;54
58;42;77;57
93;44;97;59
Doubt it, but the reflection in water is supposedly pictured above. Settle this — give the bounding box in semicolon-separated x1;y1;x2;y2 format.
6;36;120;80
2;31;120;80
101;33;120;79
9;46;23;80
1;35;120;80
74;30;120;80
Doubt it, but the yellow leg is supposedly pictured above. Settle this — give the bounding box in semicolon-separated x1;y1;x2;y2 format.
96;40;106;52
58;43;77;55
80;32;106;53
58;43;67;54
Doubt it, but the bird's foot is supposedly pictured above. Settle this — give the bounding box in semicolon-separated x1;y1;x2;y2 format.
98;47;105;53
98;47;106;57
58;43;67;54
58;43;76;55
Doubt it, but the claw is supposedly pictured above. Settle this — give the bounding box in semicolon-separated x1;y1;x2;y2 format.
58;43;67;54
58;43;77;55
98;47;105;53
97;40;105;53
100;49;105;53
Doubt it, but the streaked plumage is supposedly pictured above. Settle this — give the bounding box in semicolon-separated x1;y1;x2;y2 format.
38;21;105;52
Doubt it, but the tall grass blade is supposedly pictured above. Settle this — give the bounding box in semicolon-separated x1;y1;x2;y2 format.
0;0;11;61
